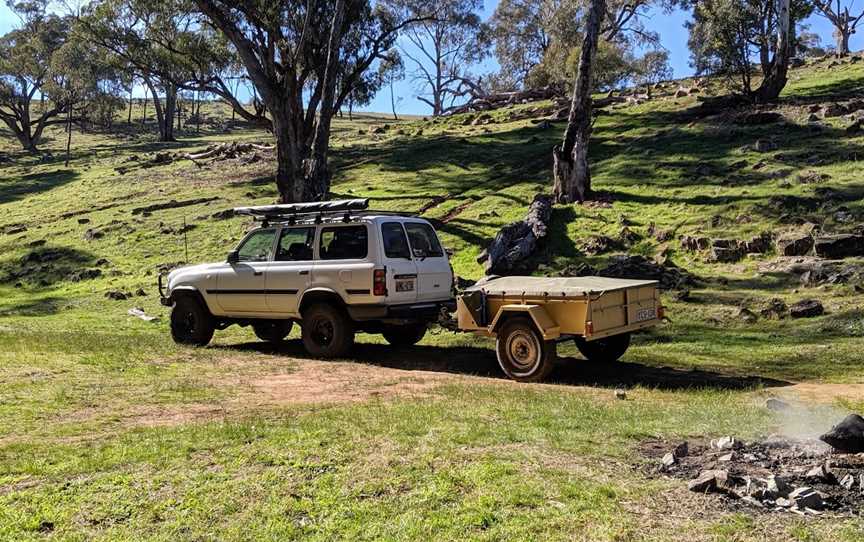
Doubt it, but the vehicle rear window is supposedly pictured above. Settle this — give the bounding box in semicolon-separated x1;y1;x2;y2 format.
319;225;368;260
381;222;411;259
405;223;444;258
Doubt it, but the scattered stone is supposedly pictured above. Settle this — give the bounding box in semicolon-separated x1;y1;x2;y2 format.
737;307;757;323
3;224;27;235
739;111;783;125
719;452;735;462
77;218;90;224
805;464;836;484
673;442;689;459
671;288;690;302
789;487;825;510
766;398;790;411
823;103;848;117
754;139;778;152
813;234;864;258
820;413;864;453
661;452;677;467
582;235;622;255
840;474;855;490
67;269;102;282
767;475;792;497
688;469;729;493
776;233;814;256
790;299;824;318
712;436;743;450
105;291;130;301
775;497;793;508
28;239;46;248
597;255;695;290
614;388;627;400
709;246;743;263
618;226;640;245
211;209;235;220
128;307;158;322
135;288;148;297
744;233;772;253
760;298;788;319
680;235;711;251
83;228;104;241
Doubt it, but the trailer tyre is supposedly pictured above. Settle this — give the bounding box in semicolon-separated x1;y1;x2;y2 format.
382;323;427;347
253;320;293;343
574;333;631;362
495;316;556;382
170;296;214;347
301;303;355;358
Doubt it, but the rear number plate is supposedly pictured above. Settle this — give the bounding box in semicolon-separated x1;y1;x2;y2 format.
636;308;656;322
396;279;415;292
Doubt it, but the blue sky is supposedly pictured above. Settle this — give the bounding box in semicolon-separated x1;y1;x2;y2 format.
1;1;860;115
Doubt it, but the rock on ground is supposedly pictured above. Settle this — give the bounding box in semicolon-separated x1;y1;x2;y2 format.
820;414;864;453
789;299;824;318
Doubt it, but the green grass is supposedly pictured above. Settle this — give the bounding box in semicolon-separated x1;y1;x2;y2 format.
2;56;864;540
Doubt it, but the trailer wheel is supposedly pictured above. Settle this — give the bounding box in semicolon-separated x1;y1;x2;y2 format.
301;303;355;358
495;316;556;382
382;323;427;347
574;333;631;362
170;296;214;347
253;320;293;343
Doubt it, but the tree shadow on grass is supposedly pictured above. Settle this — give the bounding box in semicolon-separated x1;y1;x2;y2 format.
222;340;790;391
0;246;99;288
0;296;62;317
0;169;79;205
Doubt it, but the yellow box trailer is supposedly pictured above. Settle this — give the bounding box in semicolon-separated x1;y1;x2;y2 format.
456;276;664;381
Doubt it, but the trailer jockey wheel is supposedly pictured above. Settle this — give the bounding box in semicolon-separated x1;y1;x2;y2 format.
495;316;556;382
574;333;631;362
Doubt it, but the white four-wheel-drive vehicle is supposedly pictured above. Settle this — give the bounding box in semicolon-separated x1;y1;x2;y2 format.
159;199;455;357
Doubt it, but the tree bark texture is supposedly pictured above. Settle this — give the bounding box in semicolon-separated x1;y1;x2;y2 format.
754;0;791;103
553;0;606;204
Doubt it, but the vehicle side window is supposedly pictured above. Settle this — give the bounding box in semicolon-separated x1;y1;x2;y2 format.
237;229;276;262
276;227;315;261
381;222;411;259
319;225;368;260
405;223;444;258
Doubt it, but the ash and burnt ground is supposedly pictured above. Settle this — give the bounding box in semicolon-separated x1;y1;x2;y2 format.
640;436;864;517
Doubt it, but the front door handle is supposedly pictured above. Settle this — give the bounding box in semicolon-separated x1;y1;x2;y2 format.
253;271;263;276
298;270;310;275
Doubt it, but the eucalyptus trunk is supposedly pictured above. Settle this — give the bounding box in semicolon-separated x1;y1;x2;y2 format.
552;0;606;203
754;0;791;103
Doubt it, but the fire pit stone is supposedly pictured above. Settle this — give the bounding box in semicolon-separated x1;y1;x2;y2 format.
788;487;825;510
840;474;855;490
711;436;743;451
766;474;792;497
819;413;864;453
805;463;837;484
687;469;730;493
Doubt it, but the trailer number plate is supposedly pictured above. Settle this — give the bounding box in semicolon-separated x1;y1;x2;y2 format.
636;308;656;322
396;279;415;292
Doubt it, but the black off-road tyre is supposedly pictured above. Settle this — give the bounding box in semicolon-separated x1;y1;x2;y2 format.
495;316;556;382
574;332;631;362
253;320;293;343
170;296;214;347
301;303;355;358
381;323;427;347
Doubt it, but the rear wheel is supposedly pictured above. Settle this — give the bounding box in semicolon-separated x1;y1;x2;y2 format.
382;323;427;347
495;316;556;382
253;320;293;343
574;333;631;362
170;296;214;347
301;303;355;358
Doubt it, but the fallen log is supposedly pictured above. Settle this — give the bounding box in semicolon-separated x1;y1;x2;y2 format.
131;197;220;215
477;194;552;275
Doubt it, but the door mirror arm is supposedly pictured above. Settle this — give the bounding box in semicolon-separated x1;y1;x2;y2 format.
227;250;240;264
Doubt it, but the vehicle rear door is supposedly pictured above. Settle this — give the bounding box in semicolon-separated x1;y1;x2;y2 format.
380;221;418;304
215;228;276;313
404;221;452;302
265;226;316;315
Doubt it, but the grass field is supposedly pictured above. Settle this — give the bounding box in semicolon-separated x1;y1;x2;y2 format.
2;56;864;540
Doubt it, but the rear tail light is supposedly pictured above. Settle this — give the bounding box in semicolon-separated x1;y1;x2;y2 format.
658;305;666;319
585;321;594;335
373;268;387;296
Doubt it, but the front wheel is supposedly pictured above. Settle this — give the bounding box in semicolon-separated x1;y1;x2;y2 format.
495;316;556;382
382;323;427;347
574;333;631;362
301;303;355;358
253;320;293;343
170;296;214;346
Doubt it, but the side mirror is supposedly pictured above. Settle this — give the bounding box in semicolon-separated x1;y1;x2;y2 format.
444;247;454;257
227;250;240;264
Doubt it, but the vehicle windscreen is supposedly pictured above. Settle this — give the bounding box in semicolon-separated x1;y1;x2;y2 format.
237;229;276;262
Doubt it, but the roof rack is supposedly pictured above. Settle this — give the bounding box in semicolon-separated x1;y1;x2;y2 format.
234;199;416;226
234;198;370;217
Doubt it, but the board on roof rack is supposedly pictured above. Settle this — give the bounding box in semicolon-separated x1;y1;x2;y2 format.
233;198;369;217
